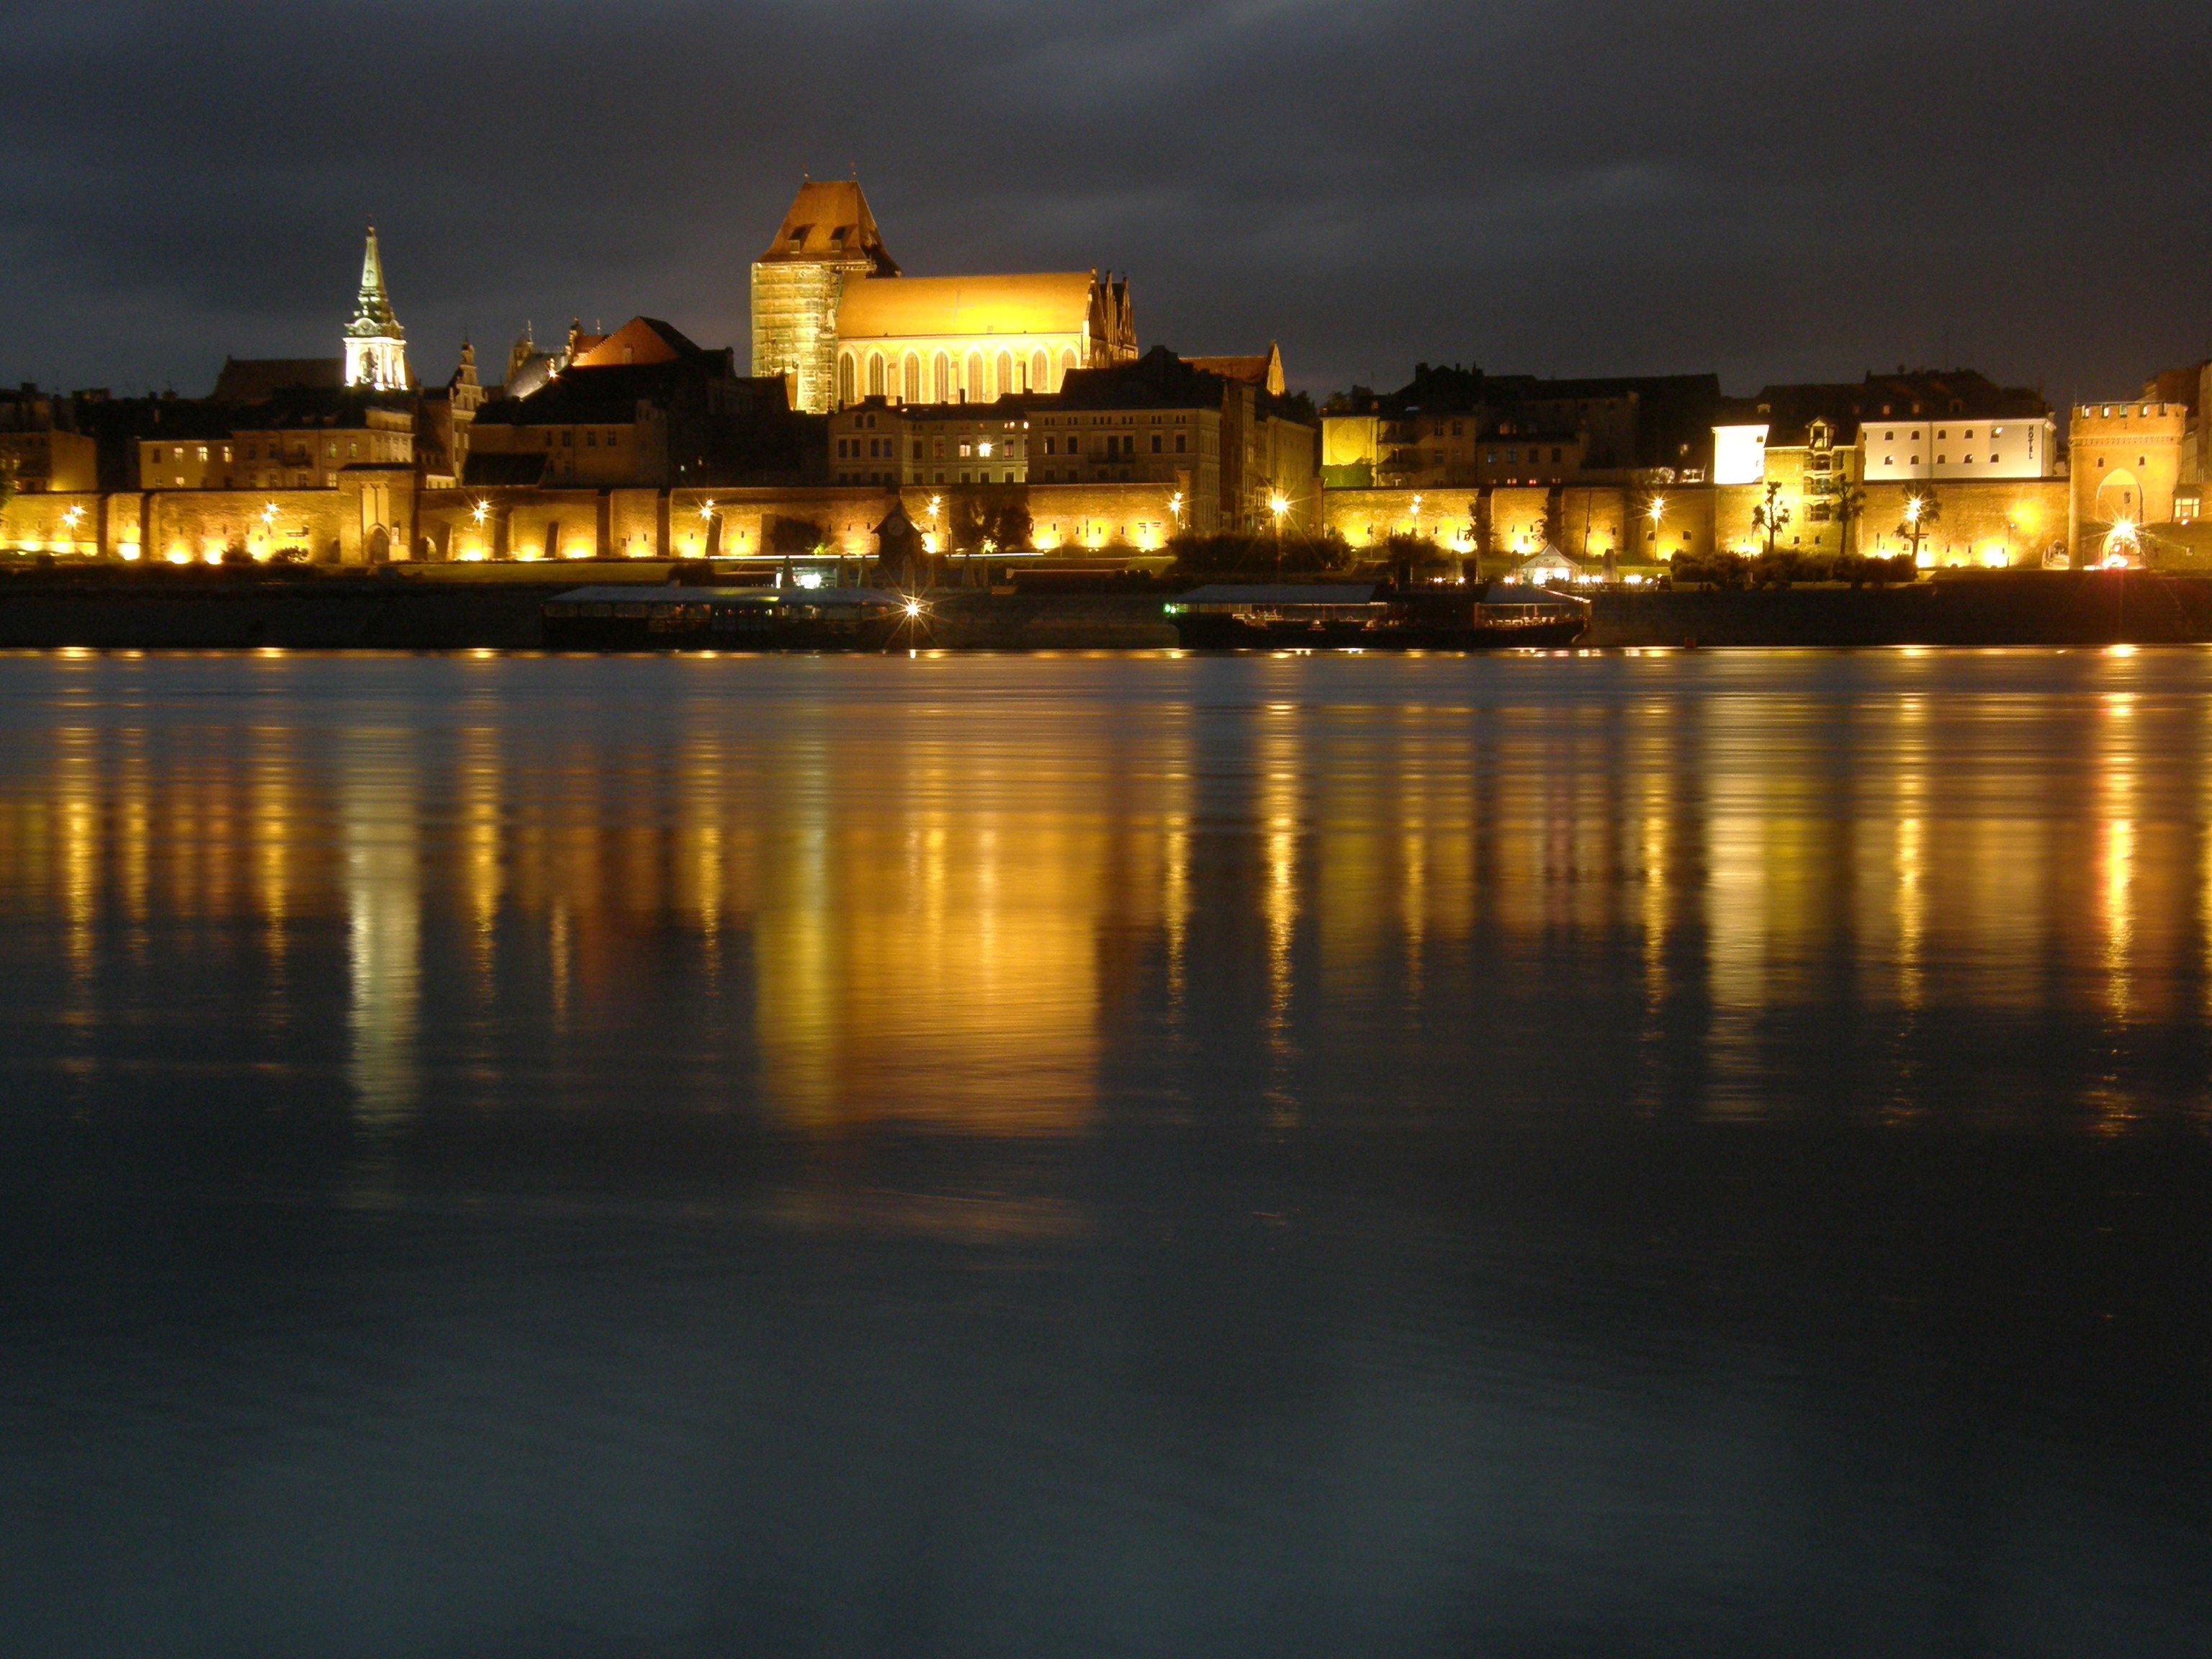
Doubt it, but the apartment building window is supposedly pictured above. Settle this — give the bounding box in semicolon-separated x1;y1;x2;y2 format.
1176;435;1187;454
150;446;163;463
607;433;618;448
197;446;209;462
350;443;359;458
560;431;572;446
585;431;596;446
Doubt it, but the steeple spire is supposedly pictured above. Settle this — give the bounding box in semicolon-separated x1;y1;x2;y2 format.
342;224;410;390
347;224;402;343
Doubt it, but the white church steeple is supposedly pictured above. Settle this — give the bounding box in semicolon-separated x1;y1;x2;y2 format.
342;225;410;390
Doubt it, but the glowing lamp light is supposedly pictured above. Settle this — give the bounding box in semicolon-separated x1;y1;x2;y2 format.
119;544;142;562
1269;493;1289;519
471;500;490;525
903;599;923;618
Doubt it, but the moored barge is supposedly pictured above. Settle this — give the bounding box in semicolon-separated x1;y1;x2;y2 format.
542;585;922;651
1165;584;1587;650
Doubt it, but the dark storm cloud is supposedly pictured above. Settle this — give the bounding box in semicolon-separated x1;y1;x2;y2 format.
2;0;2206;401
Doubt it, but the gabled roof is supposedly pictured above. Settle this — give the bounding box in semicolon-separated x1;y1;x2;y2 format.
836;273;1101;341
757;179;900;274
210;357;343;403
1182;344;1285;396
570;317;717;369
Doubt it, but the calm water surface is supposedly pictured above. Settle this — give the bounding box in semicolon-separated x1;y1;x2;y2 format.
1;647;2208;1656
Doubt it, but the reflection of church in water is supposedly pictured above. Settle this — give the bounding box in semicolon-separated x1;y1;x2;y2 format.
750;179;1137;415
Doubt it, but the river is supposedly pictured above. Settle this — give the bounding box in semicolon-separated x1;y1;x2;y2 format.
1;647;2206;1655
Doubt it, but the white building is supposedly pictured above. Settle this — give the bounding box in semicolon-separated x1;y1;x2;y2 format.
1859;413;2054;482
1711;423;1770;485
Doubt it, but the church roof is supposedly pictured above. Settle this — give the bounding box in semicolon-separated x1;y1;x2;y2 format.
210;357;343;402
757;180;899;274
835;273;1101;341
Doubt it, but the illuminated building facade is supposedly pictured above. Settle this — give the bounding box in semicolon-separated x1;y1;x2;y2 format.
750;181;900;416
1321;369;1722;490
749;178;1138;415
138;400;414;491
2068;398;2187;565
822;346;1314;537
467;318;809;492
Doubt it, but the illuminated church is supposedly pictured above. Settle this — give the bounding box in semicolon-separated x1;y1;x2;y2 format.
750;179;1136;415
342;226;410;390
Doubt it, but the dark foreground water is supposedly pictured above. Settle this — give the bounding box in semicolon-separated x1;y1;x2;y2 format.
1;647;2208;1657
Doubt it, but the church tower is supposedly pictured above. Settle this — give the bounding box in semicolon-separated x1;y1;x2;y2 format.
750;179;898;415
343;225;411;390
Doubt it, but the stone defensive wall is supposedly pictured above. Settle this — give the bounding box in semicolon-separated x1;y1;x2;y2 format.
0;475;2128;573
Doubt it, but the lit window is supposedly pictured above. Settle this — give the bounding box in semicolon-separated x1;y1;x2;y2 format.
197;445;209;461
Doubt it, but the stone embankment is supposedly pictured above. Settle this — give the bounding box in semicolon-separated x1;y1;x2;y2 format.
0;567;2206;651
1585;571;2212;648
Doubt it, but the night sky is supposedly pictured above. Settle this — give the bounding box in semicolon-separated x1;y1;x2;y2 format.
5;1;2206;406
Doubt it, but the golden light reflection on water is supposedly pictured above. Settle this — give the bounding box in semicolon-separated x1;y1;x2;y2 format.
1;652;2211;1144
